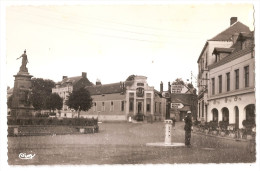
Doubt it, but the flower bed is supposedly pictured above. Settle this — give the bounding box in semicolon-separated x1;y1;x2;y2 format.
193;121;254;141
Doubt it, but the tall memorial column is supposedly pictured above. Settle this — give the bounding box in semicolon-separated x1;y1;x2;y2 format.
11;50;34;118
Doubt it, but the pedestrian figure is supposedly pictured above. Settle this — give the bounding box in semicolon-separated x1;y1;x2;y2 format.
249;125;256;153
172;117;176;130
184;111;192;147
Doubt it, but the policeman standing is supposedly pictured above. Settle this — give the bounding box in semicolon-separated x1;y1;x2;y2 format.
184;111;192;147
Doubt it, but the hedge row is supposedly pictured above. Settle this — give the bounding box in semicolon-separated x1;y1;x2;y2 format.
8;117;98;126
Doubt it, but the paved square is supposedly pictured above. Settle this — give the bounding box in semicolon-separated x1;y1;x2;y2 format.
8;122;255;165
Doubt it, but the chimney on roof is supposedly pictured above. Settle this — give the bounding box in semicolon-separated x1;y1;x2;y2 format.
82;72;87;78
62;76;68;80
230;17;237;25
160;81;163;93
96;79;101;85
168;82;171;92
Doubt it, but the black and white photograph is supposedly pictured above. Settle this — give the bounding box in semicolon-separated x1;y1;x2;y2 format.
0;0;259;170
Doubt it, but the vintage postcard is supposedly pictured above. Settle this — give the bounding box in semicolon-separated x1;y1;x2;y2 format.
0;0;259;171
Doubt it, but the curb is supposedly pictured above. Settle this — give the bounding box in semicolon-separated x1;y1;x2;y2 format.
192;131;249;142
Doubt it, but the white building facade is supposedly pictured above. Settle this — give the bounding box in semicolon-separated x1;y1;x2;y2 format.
197;17;251;122
81;75;166;121
207;32;255;129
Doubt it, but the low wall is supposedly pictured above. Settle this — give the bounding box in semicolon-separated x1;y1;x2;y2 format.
8;125;99;136
83;115;126;121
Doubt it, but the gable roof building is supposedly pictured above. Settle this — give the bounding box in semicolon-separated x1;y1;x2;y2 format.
197;17;251;122
52;72;93;117
207;31;255;129
169;82;197;121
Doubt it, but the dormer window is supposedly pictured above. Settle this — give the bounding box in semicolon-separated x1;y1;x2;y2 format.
215;54;219;63
212;48;234;63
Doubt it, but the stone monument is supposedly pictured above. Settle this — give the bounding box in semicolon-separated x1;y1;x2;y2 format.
11;50;34;118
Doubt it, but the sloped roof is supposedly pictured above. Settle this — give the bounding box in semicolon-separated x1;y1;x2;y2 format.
197;21;250;63
179;106;191;112
86;81;134;95
212;48;234;54
209;32;254;70
237;31;254;41
171;94;193;106
209;46;253;70
154;89;162;97
57;76;93;87
209;21;250;41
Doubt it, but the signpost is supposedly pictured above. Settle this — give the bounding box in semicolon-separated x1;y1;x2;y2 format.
171;103;184;109
171;84;188;94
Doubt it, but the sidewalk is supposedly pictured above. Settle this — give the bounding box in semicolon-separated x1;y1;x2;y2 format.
192;129;250;143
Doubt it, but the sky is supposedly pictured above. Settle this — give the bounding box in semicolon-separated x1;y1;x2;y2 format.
4;3;255;91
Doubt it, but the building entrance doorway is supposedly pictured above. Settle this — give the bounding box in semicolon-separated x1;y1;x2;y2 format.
245;104;255;123
137;102;143;114
212;109;218;122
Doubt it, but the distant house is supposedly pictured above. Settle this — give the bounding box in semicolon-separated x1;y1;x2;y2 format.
197;17;251;122
80;75;166;122
52;72;93;118
169;83;197;121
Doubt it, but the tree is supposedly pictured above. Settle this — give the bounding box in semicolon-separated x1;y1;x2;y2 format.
30;78;55;111
45;93;63;113
7;95;13;109
187;83;194;89
126;75;135;81
66;87;93;118
172;78;184;85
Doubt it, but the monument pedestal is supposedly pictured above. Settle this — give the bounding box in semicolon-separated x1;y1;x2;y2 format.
11;71;34;118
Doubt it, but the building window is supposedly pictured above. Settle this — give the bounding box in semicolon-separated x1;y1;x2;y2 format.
226;72;230;92
159;102;161;113
235;69;239;89
202;100;204;117
218;75;222;94
155;102;157;112
93;102;96;112
137;83;144;86
146;98;151;112
147;104;151;112
205;53;208;68
121;101;124;111
211;78;215;95
198;102;200;118
244;66;249;87
215;54;218;63
110;101;114;111
206;73;208;87
102;102;105;111
129;101;133;112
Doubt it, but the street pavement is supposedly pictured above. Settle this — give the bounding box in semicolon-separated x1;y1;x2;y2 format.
8;121;256;165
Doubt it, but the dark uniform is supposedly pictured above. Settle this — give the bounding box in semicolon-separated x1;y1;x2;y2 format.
184;113;192;146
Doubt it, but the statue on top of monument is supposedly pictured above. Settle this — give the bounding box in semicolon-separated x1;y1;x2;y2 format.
17;50;29;72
